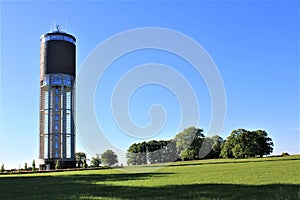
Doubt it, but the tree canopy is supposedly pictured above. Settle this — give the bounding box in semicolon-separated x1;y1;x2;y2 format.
220;129;273;158
127;140;178;165
174;127;205;160
90;155;101;167
127;126;225;164
101;150;118;166
126;127;274;164
32;159;36;171
76;152;87;168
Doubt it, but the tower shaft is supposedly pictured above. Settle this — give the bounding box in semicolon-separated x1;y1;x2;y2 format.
39;31;76;170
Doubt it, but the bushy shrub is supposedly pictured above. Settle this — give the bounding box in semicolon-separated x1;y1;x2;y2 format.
281;152;289;156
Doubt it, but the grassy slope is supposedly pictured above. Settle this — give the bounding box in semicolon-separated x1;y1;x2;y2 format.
0;156;299;200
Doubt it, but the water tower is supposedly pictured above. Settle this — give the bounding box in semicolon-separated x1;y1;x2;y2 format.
39;25;76;170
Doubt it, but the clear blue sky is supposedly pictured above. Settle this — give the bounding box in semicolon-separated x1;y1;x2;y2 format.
1;1;299;169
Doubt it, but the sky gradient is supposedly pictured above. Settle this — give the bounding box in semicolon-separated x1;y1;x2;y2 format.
1;1;299;169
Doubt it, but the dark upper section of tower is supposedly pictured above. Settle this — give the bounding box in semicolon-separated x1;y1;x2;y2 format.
40;31;76;80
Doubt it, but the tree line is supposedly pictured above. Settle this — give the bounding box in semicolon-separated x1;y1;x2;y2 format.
126;127;274;165
0;159;36;173
75;149;118;168
0;127;274;171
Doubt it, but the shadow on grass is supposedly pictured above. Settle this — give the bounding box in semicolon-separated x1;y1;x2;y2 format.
1;171;299;200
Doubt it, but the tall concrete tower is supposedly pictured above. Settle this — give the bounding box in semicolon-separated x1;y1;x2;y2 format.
39;27;76;170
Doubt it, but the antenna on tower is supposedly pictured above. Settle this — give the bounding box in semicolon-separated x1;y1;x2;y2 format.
56;24;63;32
65;20;68;32
53;19;56;32
50;21;52;32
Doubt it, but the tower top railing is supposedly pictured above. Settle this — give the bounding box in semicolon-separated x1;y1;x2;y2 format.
41;32;76;44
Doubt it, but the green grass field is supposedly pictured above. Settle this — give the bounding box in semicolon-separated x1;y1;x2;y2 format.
1;155;299;200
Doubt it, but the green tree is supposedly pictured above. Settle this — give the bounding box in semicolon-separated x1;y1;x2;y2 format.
200;136;224;159
101;150;118;166
90;155;101;167
220;129;243;158
146;140;173;164
232;129;258;158
255;130;274;157
162;140;179;162
55;160;60;170
137;142;147;164
76;152;87;168
210;135;223;158
32;159;36;171
220;129;274;158
83;160;87;168
24;162;28;171
147;140;161;164
281;152;289;156
0;164;4;172
126;143;140;165
126;143;147;165
220;139;234;158
127;140;178;165
174;127;204;160
180;149;195;161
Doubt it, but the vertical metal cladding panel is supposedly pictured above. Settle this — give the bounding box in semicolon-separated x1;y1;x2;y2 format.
40;34;76;79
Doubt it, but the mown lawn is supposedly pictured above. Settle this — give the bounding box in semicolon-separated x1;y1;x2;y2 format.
0;155;299;199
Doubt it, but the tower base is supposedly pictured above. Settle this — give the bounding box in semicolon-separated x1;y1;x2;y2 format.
39;158;76;170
